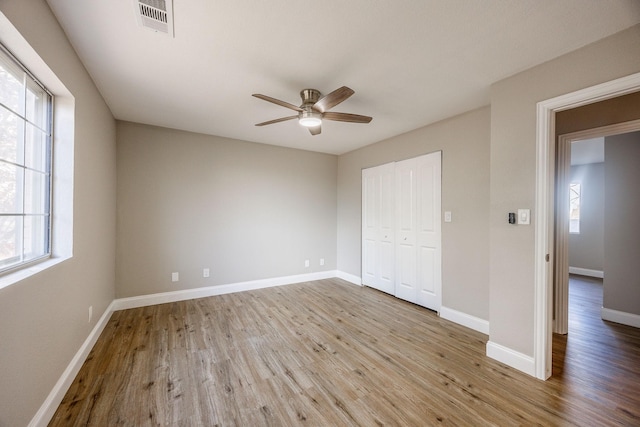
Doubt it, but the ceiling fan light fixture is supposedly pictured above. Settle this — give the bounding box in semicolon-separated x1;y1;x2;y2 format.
298;111;322;127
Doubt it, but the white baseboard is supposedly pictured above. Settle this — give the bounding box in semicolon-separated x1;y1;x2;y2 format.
486;341;535;377
335;271;362;286
440;306;489;335
569;267;604;278
113;270;338;311
601;307;640;328
29;300;116;427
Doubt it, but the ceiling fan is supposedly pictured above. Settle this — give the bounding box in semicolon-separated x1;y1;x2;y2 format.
252;86;372;136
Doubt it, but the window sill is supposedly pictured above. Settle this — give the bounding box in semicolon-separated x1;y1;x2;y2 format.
0;255;71;290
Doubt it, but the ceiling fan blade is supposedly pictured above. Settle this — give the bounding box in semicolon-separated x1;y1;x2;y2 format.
313;86;354;112
255;115;298;126
308;125;321;136
252;94;303;112
322;111;372;123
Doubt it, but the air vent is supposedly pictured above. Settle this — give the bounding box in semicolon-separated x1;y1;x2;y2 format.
134;0;174;37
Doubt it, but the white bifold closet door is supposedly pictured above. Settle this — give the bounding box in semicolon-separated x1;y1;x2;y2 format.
361;152;441;312
394;153;441;311
362;162;395;294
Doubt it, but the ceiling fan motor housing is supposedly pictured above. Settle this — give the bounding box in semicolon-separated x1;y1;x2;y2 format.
300;89;322;107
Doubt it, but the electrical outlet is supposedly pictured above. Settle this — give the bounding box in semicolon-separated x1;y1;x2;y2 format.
203;268;210;278
88;306;93;323
172;272;179;282
305;259;310;268
320;258;325;266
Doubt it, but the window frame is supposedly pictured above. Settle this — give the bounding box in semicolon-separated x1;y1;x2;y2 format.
0;43;54;275
569;182;581;234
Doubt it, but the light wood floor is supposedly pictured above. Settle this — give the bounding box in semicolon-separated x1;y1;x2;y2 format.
50;277;640;426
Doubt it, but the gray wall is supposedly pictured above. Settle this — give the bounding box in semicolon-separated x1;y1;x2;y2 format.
0;2;116;426
116;121;337;298
568;163;604;272
488;24;640;356
337;107;491;321
604;132;640;316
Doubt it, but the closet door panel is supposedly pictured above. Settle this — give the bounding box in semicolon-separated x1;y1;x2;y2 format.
361;169;378;287
378;165;395;293
418;246;436;293
416;152;442;311
379;240;394;289
361;163;395;294
395;158;417;303
362;239;377;285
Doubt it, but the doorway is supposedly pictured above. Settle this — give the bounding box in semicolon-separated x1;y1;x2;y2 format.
534;72;640;380
554;123;640;336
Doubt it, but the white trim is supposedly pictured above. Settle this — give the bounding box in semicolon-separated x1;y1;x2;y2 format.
113;270;337;310
601;307;640;328
336;270;362;286
486;341;535;377
534;71;640;381
534;99;555;380
553;133;572;335
440;306;489;335
28;300;116;427
569;267;604;278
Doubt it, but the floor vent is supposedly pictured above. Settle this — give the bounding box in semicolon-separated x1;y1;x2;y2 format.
134;0;174;37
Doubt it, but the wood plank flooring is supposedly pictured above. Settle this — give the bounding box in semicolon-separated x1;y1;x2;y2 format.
50;277;640;426
551;275;640;426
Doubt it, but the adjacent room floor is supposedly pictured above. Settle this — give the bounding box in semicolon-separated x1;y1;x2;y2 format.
50;277;640;426
552;275;640;422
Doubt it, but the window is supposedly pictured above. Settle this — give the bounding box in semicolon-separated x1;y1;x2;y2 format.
0;45;52;274
569;182;581;234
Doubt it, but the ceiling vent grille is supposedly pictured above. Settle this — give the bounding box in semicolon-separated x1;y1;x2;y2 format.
134;0;174;37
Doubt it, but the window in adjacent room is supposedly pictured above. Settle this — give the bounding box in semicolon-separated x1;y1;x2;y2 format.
569;182;581;234
0;45;53;274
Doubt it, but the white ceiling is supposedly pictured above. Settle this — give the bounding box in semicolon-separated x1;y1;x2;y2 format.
45;0;640;155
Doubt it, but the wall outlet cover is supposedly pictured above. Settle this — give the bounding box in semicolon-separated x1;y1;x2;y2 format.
518;209;530;225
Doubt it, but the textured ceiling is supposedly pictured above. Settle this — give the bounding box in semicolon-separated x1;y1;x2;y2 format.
46;0;640;154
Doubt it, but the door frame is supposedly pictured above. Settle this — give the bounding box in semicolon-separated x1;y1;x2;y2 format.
554;119;640;336
534;71;640;380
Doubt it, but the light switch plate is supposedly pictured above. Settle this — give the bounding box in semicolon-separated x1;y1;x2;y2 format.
518;209;530;225
444;211;452;223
